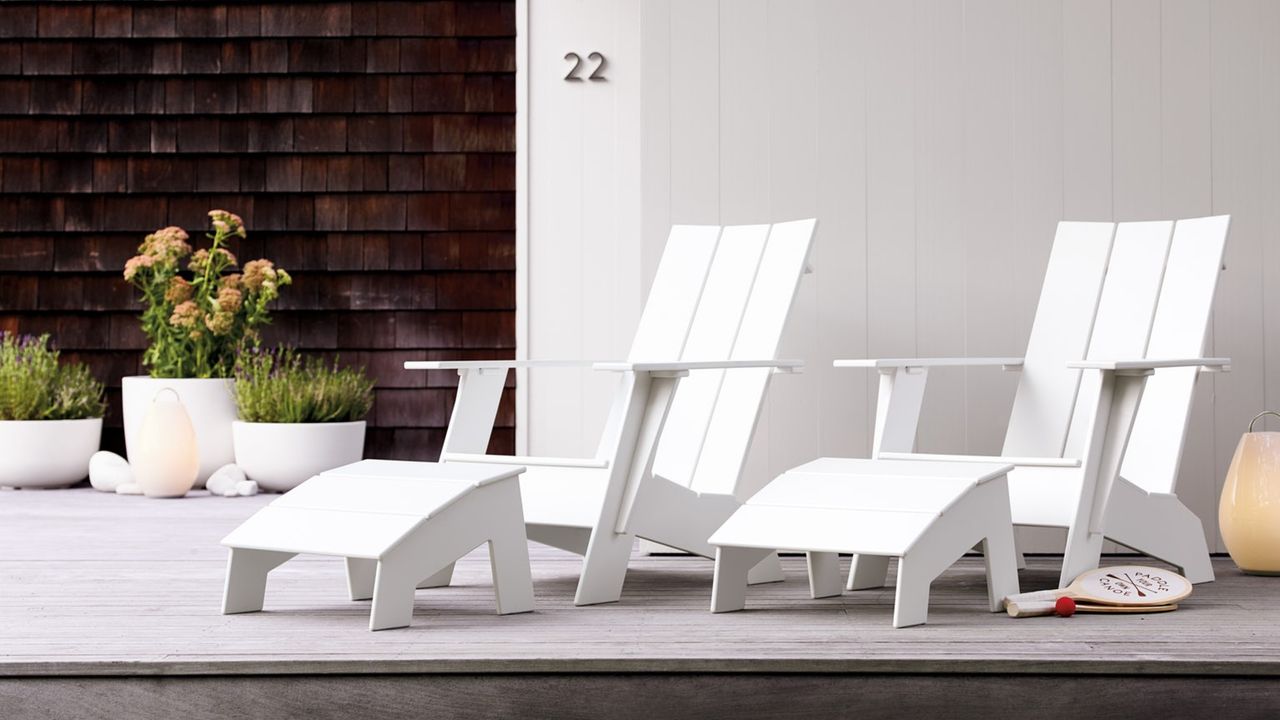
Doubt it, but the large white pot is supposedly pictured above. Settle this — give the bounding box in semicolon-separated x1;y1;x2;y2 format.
233;420;366;492
122;377;235;488
0;418;102;489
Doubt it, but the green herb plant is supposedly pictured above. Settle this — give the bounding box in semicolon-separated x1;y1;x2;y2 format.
0;334;105;421
234;347;374;424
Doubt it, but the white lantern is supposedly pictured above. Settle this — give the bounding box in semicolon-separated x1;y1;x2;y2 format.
133;388;199;499
1220;410;1280;575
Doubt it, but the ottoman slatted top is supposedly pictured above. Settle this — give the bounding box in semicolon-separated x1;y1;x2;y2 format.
710;457;1020;628
221;459;535;631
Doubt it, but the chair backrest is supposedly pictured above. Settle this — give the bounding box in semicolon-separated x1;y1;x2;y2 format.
652;224;771;487
1001;221;1116;457
1119;215;1230;493
626;225;722;362
1061;220;1174;458
651;218;817;497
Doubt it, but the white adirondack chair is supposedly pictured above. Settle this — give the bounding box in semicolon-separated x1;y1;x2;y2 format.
836;216;1230;590
403;219;817;605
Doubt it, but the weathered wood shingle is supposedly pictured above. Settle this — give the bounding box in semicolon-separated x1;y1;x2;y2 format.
0;1;516;462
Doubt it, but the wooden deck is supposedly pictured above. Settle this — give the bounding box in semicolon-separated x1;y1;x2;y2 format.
4;488;1280;718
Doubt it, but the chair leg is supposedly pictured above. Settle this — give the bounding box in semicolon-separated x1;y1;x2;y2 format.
892;555;933;628
417;562;456;589
487;532;535;615
1059;527;1106;589
574;530;635;606
712;546;773;613
747;551;785;585
807;552;844;599
346;557;376;601
223;548;295;615
1160;529;1215;584
369;559;419;631
847;553;891;591
1106;494;1215;584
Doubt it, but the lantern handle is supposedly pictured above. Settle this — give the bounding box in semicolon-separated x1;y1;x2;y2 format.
1248;410;1280;433
152;387;182;403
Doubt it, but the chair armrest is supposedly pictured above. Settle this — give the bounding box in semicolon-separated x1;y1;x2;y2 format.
404;359;599;371
835;357;1024;370
592;359;803;373
1066;357;1231;372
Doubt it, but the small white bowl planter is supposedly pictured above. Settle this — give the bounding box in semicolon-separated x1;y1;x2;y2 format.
122;377;236;488
0;418;102;489
233;420;366;492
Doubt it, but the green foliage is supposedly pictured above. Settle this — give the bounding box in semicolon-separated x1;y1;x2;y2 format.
124;210;291;379
234;347;375;424
0;334;105;421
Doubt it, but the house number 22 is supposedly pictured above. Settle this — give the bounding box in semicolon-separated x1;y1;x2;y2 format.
564;52;607;81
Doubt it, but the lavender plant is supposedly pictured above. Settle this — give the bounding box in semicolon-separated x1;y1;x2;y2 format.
234;347;374;424
0;334;105;421
124;210;291;378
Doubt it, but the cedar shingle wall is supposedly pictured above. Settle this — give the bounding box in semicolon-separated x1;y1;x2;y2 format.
0;2;516;460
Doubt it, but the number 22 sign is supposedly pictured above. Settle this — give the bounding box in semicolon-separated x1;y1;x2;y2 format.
564;52;607;81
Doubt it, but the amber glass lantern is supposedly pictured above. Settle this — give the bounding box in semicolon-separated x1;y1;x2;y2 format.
1220;411;1280;575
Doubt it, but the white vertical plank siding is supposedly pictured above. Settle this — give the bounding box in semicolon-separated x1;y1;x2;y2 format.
1160;0;1218;550
759;0;822;488
960;0;1020;456
521;0;1280;552
912;0;967;456
1210;0;1267;553
1259;1;1280;554
813;0;871;461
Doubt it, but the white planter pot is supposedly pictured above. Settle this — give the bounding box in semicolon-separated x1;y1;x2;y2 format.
122;377;236;488
0;418;102;489
233;420;366;492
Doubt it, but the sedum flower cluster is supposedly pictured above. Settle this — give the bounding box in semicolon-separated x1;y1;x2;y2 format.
123;210;291;378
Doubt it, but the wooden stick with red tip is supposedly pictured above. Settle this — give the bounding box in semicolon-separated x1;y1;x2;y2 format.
1004;566;1192;618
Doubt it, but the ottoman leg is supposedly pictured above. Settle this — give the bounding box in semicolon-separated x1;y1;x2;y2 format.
712;546;773;613
847;554;891;591
369;559;418;631
892;555;933;628
223;548;295;615
346;557;376;601
747;552;785;585
806;552;844;599
488;527;535;615
981;480;1021;612
418;562;456;589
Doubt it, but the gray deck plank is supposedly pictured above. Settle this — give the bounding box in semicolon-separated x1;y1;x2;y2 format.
2;488;1277;677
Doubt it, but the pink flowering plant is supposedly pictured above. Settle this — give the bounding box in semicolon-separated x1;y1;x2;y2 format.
123;210;291;378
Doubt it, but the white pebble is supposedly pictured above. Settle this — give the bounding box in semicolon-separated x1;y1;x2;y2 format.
89;451;133;492
235;480;259;496
206;464;246;496
115;482;144;495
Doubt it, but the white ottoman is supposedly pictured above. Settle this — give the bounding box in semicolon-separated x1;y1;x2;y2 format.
221;460;535;631
709;458;1020;628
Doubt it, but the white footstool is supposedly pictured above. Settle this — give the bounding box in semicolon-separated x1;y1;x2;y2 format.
221;460;535;631
709;458;1020;628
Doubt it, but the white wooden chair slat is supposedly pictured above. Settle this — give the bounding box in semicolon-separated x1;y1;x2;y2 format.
747;473;978;514
786;457;1011;482
653;224;770;489
692;218;817;496
711;505;938;557
626;224;722;362
1121;215;1230;494
1062;220;1173;459
274;474;475;517
1002;221;1116;458
223;506;423;559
